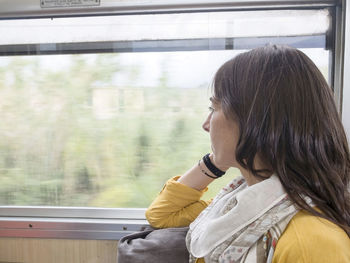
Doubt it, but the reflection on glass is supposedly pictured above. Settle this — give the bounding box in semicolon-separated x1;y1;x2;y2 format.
0;48;328;207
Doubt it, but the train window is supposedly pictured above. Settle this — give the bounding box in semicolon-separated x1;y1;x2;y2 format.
0;8;333;209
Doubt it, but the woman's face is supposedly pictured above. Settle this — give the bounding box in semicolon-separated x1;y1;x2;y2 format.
202;97;239;169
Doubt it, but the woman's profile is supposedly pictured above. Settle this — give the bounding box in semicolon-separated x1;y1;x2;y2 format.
145;45;350;263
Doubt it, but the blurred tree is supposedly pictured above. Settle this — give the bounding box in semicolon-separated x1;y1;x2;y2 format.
0;53;232;208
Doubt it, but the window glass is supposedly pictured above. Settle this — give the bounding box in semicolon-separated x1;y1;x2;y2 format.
0;9;331;207
0;10;329;45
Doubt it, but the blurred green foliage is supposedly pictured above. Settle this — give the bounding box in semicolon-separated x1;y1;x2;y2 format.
0;54;239;208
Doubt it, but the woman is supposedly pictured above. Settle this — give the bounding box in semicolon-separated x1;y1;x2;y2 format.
145;45;350;263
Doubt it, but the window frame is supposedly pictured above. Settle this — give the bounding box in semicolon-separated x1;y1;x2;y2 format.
0;0;346;240
0;207;148;240
0;0;340;19
0;35;328;56
341;0;350;132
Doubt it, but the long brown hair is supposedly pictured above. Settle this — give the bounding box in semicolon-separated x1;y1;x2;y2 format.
213;45;350;236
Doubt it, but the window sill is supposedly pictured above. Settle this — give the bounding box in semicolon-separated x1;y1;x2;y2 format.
0;206;149;240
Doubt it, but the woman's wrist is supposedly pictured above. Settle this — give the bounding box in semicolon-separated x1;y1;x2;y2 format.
177;159;216;191
209;153;230;172
200;153;228;178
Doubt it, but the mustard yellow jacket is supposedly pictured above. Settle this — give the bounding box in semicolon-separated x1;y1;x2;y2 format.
146;176;350;263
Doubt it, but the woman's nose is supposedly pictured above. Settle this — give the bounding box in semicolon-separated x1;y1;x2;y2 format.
202;115;210;132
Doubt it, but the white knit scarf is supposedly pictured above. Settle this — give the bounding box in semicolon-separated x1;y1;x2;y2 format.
186;174;299;263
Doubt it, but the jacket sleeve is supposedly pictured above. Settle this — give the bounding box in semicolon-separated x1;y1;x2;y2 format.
145;176;212;228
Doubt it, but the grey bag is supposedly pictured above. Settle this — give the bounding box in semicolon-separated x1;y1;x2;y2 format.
117;226;189;263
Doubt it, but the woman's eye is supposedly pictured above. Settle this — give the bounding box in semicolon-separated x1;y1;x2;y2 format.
208;106;215;112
